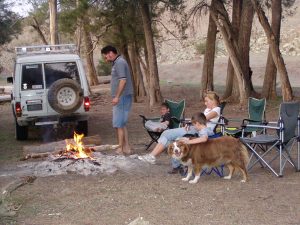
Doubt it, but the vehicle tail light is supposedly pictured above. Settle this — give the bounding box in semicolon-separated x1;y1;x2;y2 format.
15;102;22;117
84;97;90;111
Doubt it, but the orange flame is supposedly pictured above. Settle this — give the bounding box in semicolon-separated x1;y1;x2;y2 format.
65;132;92;159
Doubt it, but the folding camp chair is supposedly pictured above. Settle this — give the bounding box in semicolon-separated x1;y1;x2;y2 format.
140;99;185;150
224;97;266;138
212;101;227;135
201;102;227;178
240;101;300;177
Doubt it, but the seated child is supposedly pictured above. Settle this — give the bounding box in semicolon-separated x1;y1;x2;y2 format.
168;112;214;174
145;102;171;132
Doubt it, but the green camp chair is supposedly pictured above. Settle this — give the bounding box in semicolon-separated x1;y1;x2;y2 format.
140;99;185;150
224;97;266;137
240;101;300;177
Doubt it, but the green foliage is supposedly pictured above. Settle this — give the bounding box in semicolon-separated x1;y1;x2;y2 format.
0;0;22;45
28;0;48;23
97;58;111;76
195;40;206;55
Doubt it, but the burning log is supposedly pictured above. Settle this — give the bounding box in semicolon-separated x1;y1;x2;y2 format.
91;144;119;152
23;135;102;155
21;150;64;160
22;132;120;161
21;145;120;160
0;176;36;217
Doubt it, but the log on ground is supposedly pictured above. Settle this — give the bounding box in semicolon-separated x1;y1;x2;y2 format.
23;135;102;155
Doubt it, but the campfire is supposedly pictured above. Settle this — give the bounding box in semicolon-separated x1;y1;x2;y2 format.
62;132;93;159
16;134;143;177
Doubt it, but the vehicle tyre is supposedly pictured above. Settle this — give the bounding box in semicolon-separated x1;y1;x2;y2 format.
15;122;28;140
48;78;83;114
75;120;88;136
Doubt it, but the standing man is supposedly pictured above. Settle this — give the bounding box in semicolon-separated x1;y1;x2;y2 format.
101;45;133;155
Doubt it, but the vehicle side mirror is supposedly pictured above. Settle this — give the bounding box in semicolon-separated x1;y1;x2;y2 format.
7;77;13;83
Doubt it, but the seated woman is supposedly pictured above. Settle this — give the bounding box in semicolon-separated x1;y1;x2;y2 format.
138;91;221;164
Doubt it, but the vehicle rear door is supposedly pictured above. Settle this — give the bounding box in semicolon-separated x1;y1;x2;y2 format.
20;63;47;117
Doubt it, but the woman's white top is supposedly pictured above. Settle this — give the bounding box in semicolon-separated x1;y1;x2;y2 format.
204;106;221;130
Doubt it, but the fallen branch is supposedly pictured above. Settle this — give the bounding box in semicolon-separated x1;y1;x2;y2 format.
91;144;119;152
23;135;101;155
21;144;119;160
21;150;64;160
0;176;36;217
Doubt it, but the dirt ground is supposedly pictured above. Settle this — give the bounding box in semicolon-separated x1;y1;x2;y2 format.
1;81;300;225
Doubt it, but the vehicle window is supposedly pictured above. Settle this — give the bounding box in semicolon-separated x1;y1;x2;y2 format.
21;64;43;90
45;62;80;88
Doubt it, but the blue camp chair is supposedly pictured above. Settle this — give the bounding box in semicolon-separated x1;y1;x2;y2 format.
182;102;227;178
240;101;300;177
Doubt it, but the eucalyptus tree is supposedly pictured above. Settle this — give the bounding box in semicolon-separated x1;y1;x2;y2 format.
91;0;186;106
192;0;249;106
193;0;294;105
251;0;293;101
49;0;58;44
0;0;21;45
262;0;296;100
60;0;99;85
25;0;49;45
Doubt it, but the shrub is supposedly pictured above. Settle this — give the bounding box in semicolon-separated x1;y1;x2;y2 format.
195;40;206;55
97;59;111;76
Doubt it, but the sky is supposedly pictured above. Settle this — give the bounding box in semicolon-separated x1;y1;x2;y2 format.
6;0;33;17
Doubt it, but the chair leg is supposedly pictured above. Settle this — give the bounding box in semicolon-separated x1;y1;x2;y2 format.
245;143;280;177
279;145;283;177
298;139;300;171
145;140;155;151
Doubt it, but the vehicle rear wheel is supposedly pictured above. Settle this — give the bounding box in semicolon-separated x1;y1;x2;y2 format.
75;120;88;136
48;78;83;115
15;122;28;140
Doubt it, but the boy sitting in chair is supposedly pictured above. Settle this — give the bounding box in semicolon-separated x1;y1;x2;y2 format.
145;102;172;132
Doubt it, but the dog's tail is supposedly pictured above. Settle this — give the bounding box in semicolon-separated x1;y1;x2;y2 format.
240;144;250;167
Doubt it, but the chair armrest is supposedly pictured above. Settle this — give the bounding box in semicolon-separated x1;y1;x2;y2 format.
170;116;180;123
241;124;280;130
226;118;243;122
241;118;267;126
139;115;160;122
179;118;192;126
266;121;277;124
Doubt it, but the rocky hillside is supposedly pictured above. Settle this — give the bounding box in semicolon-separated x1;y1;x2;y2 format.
1;2;300;75
156;1;300;64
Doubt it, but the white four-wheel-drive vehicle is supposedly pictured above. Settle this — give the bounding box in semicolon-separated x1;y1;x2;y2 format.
7;44;90;140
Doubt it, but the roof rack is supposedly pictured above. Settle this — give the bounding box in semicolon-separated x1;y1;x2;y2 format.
15;44;77;56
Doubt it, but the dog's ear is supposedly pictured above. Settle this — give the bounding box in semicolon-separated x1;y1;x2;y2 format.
181;143;190;155
167;143;174;156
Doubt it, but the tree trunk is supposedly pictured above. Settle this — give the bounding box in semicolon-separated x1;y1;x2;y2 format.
75;0;82;55
238;0;255;97
122;45;137;102
31;17;48;45
201;0;217;98
49;0;59;45
251;0;293;101
82;26;99;86
262;0;281;99
223;0;243;100
139;1;163;107
137;52;150;97
210;5;248;107
128;43;146;99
